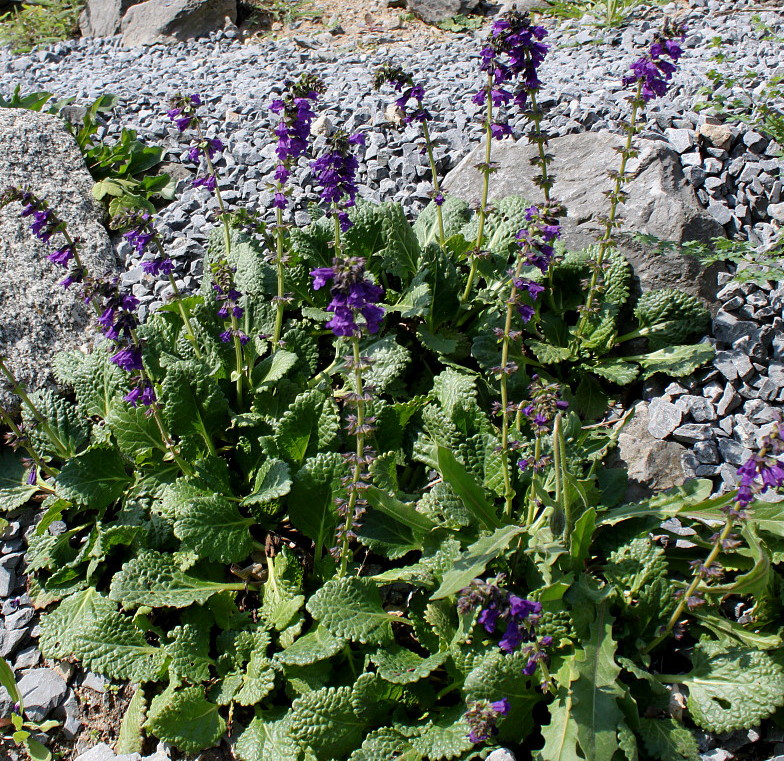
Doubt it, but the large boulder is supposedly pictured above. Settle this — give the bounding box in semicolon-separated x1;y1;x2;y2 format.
0;109;117;409
121;0;237;46
407;0;482;25
79;0;144;37
443;131;726;305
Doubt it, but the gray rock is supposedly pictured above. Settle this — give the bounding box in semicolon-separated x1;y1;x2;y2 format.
718;437;750;466
614;402;688;499
665;127;696;154
671;423;713;443
712;311;761;349
74;744;117;761
407;0;481;23
17;668;68;722
677;395;717;422
769;202;784;223
80;0;143;36
4;606;34;630
694;440;719;464
0;110;117;411
81;671;109;693
486;750;516;761
121;0;237;46
0;567;15;597
0;626;28;658
647;398;682;439
13;645;40;671
443;131;726;304
52;688;81;740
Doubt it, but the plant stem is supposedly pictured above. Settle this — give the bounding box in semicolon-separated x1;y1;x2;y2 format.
0;407;58;479
643;518;734;654
59;228;102;317
421;120;445;248
338;337;366;578
526;432;543;526
272;205;287;345
460;71;494;305
166;271;202;359
0;358;70;459
576;80;643;338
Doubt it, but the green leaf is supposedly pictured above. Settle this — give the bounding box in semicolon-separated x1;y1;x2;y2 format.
236;711;300;761
174;494;254;564
409;706;473;760
527;340;575;365
167;621;213;684
637;718;699;761
349;727;418;761
413;195;471;248
288;452;344;550
260;548;305;635
362;336;412;394
0;449;37;512
289;686;366;760
633;343;715;379
570;606;624;761
679;641;784;733
110;551;243;608
107;399;168;462
431;525;524;600
73;610;166;681
591;359;640;385
307;577;394;644
598;479;714;527
574;374;610;420
274;389;340;464
24;738;51;761
146;686;226;754
538;678;581;761
370;645;446;684
242;459;291;506
365;487;437;534
39;588;116;659
693;612;782;650
53;348;125;418
24;388;90;458
435;446;500;530
116;686;147;755
231;651;276;706
56;445;130;509
277;626;345;666
252;350;299;388
0;657;19;705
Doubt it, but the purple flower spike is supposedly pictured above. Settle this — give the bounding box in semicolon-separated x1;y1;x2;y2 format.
111;346;143;372
622;21;687;102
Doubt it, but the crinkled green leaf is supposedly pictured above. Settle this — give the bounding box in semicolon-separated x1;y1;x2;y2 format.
527;340;575;365
370;645;446;684
107;399;168;462
409;706;473;761
307;577;394;644
413;195;471;248
681;641;784;733
146;686;226;754
633;343;715;379
73;609;166;681
54;348;125;419
236;710;299;761
277;626;345;666
174;494;253;564
56;445;131;509
0;449;37;512
435;446;500;530
638;718;699;761
272;389;340;464
252;350;299;388
242;458;291;509
362;336;411;394
348;727;418;761
24;388;90;458
288;452;344;549
110;551;244;608
167;622;213;684
116;686;147;755
591;359;640;385
39;588;116;659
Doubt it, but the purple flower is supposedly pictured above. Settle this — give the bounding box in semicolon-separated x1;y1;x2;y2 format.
464;698;511;744
111;346;143;372
311;257;384;338
26;467;36;485
311;130;361;227
499;619;522;653
219;329;233;343
193;175;217;191
517;304;535;323
478;607;500;633
48;244;74;267
622;22;687;102
490;698;510;716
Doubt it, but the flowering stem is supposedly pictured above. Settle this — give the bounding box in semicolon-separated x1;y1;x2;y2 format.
159;251;201;359
272;206;287;345
0;406;58;479
0;358;70;459
421;120;445;248
460;71;495;305
338;336;366;578
576;80;642;338
526;432;542;526
643;518;734;654
60;229;102;317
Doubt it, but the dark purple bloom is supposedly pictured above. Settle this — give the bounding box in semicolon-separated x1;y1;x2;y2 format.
311;267;335;290
219;329;233;343
622;22;687;102
478;607;500;633
499;619;523;653
26;467;36;485
311;130;362;227
111;346;143;372
490;698;510;716
518;304;535;323
193;175;217;191
48;244;74;267
465;698;511;744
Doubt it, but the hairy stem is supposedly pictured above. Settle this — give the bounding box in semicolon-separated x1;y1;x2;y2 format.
421;120;445;248
460;71;495;304
576;80;643;338
272;205;287;345
0;406;58;479
338;337;366;578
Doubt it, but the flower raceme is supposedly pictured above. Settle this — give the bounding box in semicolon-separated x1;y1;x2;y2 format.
310;257;384;338
622;21;686;102
373;64;432;125
311;131;365;232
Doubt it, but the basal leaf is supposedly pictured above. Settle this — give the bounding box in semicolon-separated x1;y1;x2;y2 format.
289;686;366;760
409;706;473;761
0;449;37;512
174;494;254;564
116;686;147;755
146;686;226;754
288;452;344;550
365;486;437;534
252;350;299;388
56;445;131;509
39;588;116;659
74;609;167;682
637;718;699;761
110;551;244;608
167;621;213;685
431;525;524;600
54;348;125;419
274;389;340;464
633;343;715;379
527;340;575;365
591;359;640;385
242;459;292;506
107;399;168;462
680;641;784;733
370;645;446;684
348;727;418;761
277;625;345;667
236;710;299;761
307;577;394;644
